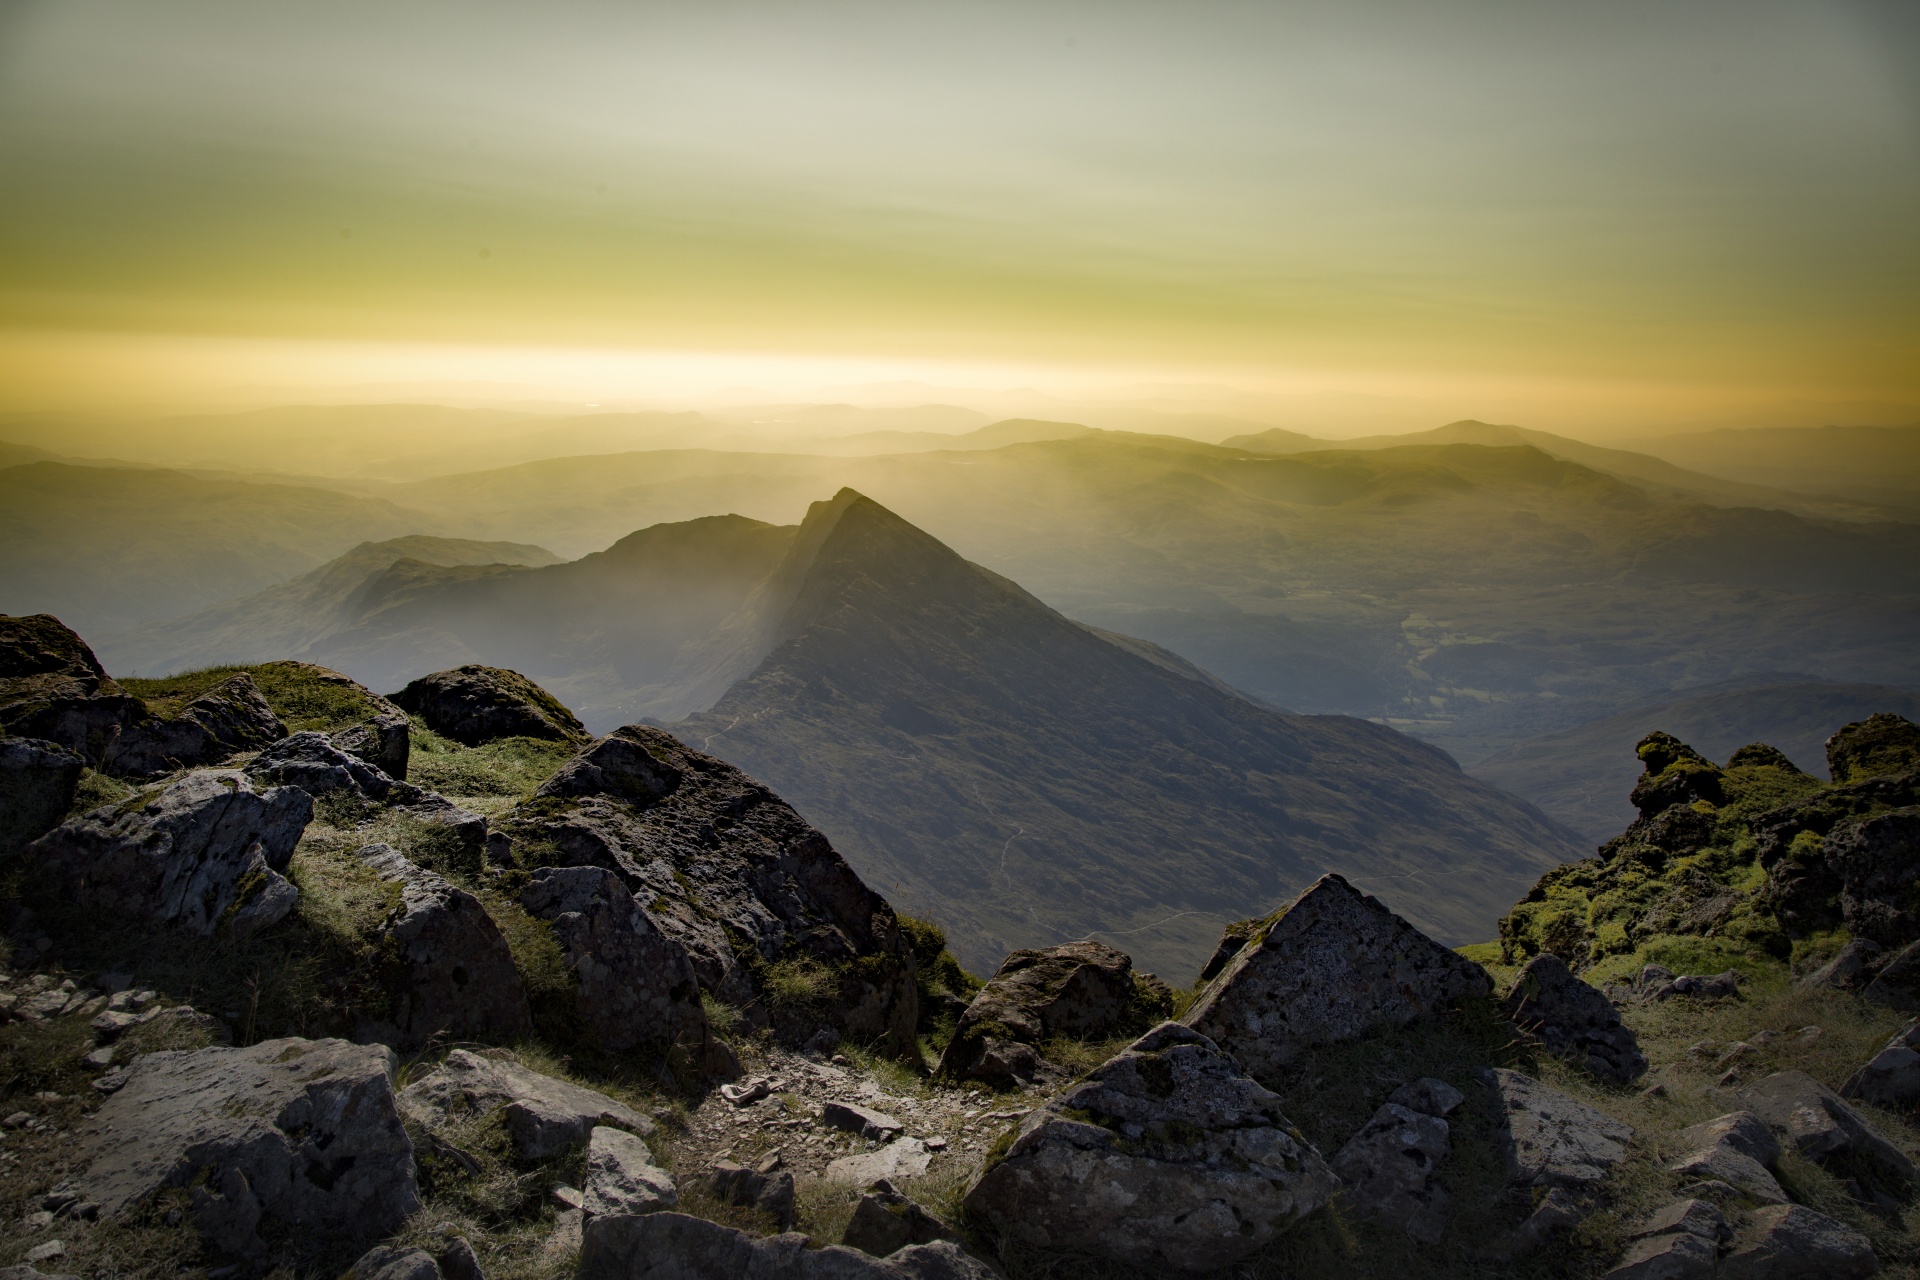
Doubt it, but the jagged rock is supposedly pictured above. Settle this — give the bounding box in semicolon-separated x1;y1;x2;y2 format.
1802;940;1884;991
1329;1102;1450;1244
705;1158;794;1229
246;733;487;859
1504;952;1648;1083
1631;731;1726;817
1720;1203;1878;1279
1387;1077;1465;1117
391;665;588;747
348;1247;443;1280
1633;1198;1732;1245
826;1138;932;1186
0;614;143;763
333;710;411;781
401;1048;652;1160
937;940;1159;1082
1499;1187;1585;1259
1861;940;1920;1010
1479;1068;1633;1188
1757;768;1920;937
843;1179;959;1258
1739;1070;1916;1185
577;1211;997;1280
1827;811;1920;947
1606;1231;1717;1280
584;1125;677;1218
110;673;286;779
353;844;532;1049
963;1022;1337;1272
1183;874;1491;1080
66;1037;417;1259
1667;1113;1786;1205
0;738;82;853
822;1101;905;1141
1843;1024;1920;1108
518;866;707;1054
1729;744;1804;773
1828;713;1920;785
501;725;917;1053
962;1038;1041;1088
29;769;307;936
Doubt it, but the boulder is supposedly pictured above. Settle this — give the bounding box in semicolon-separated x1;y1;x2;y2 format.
1631;1198;1731;1245
0;737;82;853
109;673;286;779
962;1022;1337;1272
936;940;1162;1083
390;665;588;747
518;865;707;1054
29;769;307;936
704;1158;795;1230
1650;970;1741;1001
1720;1203;1878;1279
583;1125;677;1217
843;1179;959;1258
1827;712;1920;785
333;710;412;781
1500;1187;1585;1259
1329;1101;1451;1244
353;844;533;1049
1861;939;1920;1011
1843;1024;1920;1108
1800;940;1883;992
1604;1229;1717;1280
576;1211;997;1280
1738;1070;1916;1186
347;1240;485;1280
246;733;487;860
822;1101;905;1141
401;1048;651;1160
1388;1077;1466;1117
65;1037;417;1260
1667;1112;1786;1204
1478;1068;1633;1188
0;614;142;764
826;1138;933;1186
500;725;917;1053
1183;874;1491;1080
1503;952;1648;1083
1630;732;1726;817
1825;811;1920;947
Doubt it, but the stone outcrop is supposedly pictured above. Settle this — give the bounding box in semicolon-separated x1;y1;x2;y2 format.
826;1138;933;1186
936;939;1165;1084
1825;812;1920;948
0;737;82;853
1843;1023;1920;1108
1667;1112;1786;1204
401;1048;652;1160
500;725;917;1054
29;769;308;936
1827;712;1920;785
348;1242;485;1280
1329;1100;1452;1244
246;732;487;856
333;709;412;781
1630;731;1727;816
391;665;588;747
1720;1203;1878;1279
583;1125;677;1217
1503;952;1647;1083
518;865;706;1054
843;1179;959;1258
1606;1199;1728;1280
354;844;532;1049
576;1211;996;1280
963;1022;1337;1273
1479;1068;1633;1188
1738;1070;1917;1187
107;672;286;779
704;1158;795;1230
1861;941;1920;1010
1183;874;1491;1081
0;614;143;764
65;1037;417;1261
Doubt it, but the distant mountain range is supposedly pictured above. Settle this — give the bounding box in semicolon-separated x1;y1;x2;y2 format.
1621;423;1920;513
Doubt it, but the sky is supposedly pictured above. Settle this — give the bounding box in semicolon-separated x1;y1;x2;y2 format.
0;0;1916;432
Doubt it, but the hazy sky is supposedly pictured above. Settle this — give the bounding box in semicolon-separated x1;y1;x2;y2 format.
0;0;1915;424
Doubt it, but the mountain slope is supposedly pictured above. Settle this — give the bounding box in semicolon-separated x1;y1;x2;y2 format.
675;490;1583;979
1471;677;1920;842
96;535;562;676
1620;423;1920;511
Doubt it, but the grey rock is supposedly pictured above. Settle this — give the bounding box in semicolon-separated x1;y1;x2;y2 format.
822;1101;905;1141
332;710;411;782
1800;940;1884;992
518;865;707;1055
1719;1203;1878;1279
1653;971;1741;1000
1329;1102;1450;1244
1631;1198;1729;1243
1676;1112;1780;1166
390;666;588;747
705;1158;795;1230
347;1245;442;1280
577;1212;997;1280
1668;1111;1788;1205
935;940;1160;1083
0;738;82;853
401;1048;651;1160
1183;874;1491;1081
68;1037;417;1258
826;1139;933;1186
1498;1186;1584;1259
246;731;397;803
1861;939;1920;1012
843;1179;959;1258
0;613;141;766
584;1125;677;1217
1504;952;1648;1083
110;673;285;779
1844;1031;1920;1108
353;844;532;1049
1605;1230;1717;1280
1826;809;1920;946
29;770;307;936
503;725;917;1054
438;1237;485;1280
1387;1076;1465;1117
963;1022;1338;1273
1478;1067;1633;1188
1739;1070;1917;1184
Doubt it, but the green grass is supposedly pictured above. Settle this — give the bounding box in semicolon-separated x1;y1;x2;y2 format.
122;659;387;732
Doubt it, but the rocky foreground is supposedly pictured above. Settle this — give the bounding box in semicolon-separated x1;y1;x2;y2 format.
3;612;1920;1278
